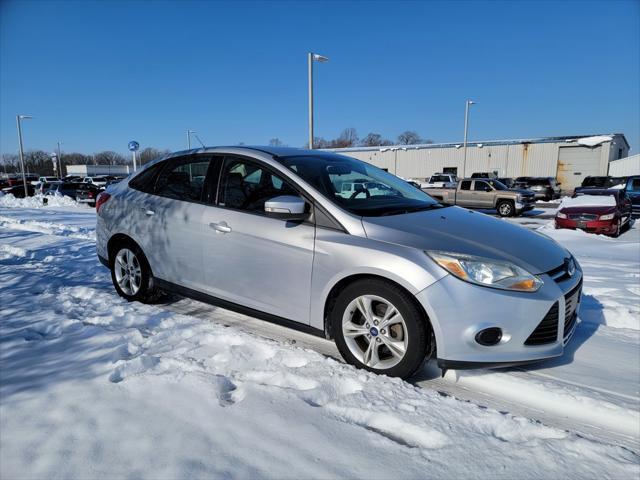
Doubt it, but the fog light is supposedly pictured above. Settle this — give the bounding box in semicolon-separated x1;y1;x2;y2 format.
475;328;503;346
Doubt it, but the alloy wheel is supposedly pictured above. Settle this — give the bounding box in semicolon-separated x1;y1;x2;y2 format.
342;294;408;369
114;248;142;296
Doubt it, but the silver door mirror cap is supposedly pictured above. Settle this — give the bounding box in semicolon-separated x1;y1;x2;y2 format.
265;195;307;219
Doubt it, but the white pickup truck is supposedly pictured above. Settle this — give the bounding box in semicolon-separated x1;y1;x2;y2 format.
417;173;458;189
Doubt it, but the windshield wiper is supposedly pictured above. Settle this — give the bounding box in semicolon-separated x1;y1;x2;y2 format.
377;203;446;216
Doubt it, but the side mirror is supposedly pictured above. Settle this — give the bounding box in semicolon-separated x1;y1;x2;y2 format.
264;195;307;221
484;186;492;192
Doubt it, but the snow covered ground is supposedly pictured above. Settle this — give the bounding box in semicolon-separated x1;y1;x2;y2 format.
1;196;638;479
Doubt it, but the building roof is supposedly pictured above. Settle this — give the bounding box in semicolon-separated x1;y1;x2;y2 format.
328;133;629;152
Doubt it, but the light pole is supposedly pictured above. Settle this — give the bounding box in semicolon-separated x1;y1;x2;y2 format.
462;100;475;178
187;130;195;149
308;52;329;149
16;115;33;197
56;141;63;178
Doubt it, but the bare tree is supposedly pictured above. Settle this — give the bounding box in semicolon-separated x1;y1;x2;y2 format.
269;138;286;147
327;128;358;148
304;137;330;149
94;151;127;166
397;131;423;145
139;147;170;165
360;133;393;147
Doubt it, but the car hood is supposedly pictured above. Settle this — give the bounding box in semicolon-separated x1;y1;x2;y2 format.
362;206;568;274
560;205;616;215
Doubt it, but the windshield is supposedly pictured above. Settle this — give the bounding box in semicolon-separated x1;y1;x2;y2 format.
278;154;442;216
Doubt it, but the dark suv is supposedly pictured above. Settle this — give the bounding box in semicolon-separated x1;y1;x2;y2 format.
515;177;561;201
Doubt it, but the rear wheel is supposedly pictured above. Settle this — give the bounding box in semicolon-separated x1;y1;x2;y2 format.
497;200;514;217
331;279;431;379
110;242;162;303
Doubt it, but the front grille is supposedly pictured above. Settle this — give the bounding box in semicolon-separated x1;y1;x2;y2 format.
525;302;559;346
568;214;597;220
563;280;582;340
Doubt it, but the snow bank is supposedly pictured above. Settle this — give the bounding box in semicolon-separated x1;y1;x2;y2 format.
576;135;613;147
0;193;79;209
561;194;616;208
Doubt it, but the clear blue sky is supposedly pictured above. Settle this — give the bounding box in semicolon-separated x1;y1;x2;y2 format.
1;0;639;157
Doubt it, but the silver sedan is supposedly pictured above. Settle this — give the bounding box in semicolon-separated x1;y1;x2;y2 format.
96;146;581;379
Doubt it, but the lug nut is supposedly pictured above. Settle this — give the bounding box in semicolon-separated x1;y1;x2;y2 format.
373;320;379;326
376;338;381;343
365;323;370;328
381;329;386;334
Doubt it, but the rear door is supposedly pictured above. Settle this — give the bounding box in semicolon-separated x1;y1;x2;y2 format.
200;155;315;324
456;180;474;206
132;155;214;291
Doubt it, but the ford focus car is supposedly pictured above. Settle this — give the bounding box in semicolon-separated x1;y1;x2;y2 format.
96;147;582;379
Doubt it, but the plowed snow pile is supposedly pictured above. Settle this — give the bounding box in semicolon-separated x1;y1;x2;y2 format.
0;205;638;479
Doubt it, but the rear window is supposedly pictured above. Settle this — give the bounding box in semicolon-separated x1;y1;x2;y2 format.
527;178;550;186
129;162;165;193
430;175;450;183
460;180;472;191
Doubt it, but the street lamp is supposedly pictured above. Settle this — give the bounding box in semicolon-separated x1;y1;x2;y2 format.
187;130;195;149
16;114;33;197
56;141;63;179
308;52;329;149
462;100;476;178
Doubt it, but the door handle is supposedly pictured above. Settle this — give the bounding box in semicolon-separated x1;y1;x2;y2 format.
141;208;155;216
209;221;232;233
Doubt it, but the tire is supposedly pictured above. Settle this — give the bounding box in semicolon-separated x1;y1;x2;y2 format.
110;241;163;303
331;278;431;379
612;219;621;238
497;200;514;217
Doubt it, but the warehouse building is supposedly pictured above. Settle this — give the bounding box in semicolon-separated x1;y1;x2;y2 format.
65;164;131;177
330;134;630;191
608;154;639;177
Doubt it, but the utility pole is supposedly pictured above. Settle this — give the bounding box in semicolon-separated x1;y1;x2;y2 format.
56;141;63;178
308;52;328;149
16;115;33;197
462;100;475;178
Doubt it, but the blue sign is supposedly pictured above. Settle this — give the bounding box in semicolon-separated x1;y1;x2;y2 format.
128;141;140;152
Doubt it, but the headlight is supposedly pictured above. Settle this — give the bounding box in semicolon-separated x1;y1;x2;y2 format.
426;251;543;292
599;213;614;220
556;212;567;219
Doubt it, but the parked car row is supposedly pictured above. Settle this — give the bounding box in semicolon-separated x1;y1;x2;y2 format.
0;173;126;204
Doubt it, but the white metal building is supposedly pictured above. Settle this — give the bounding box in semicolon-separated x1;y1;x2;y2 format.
608;154;639;177
330;134;630;191
66;165;131;177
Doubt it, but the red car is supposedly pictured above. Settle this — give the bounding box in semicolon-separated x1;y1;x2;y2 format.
555;189;632;237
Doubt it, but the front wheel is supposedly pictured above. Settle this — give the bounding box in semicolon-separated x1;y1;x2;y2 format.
110;243;162;303
497;200;515;217
331;279;431;379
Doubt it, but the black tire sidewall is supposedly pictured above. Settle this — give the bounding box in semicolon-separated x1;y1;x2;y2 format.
110;243;153;302
331;279;429;379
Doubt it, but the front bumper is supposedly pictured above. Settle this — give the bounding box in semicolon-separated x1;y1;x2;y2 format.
555;217;617;235
415;267;582;368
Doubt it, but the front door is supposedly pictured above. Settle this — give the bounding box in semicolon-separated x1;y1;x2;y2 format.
201;156;315;324
471;180;495;208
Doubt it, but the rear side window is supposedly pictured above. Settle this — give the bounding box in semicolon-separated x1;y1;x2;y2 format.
129;162;165;193
155;157;211;202
460;180;471;190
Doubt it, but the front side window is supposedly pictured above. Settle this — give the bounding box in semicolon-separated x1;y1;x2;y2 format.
630;179;640;192
278;154;442;216
155;156;211;201
474;181;490;191
218;157;298;213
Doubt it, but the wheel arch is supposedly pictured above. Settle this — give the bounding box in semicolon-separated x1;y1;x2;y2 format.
107;233;154;275
322;273;435;354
